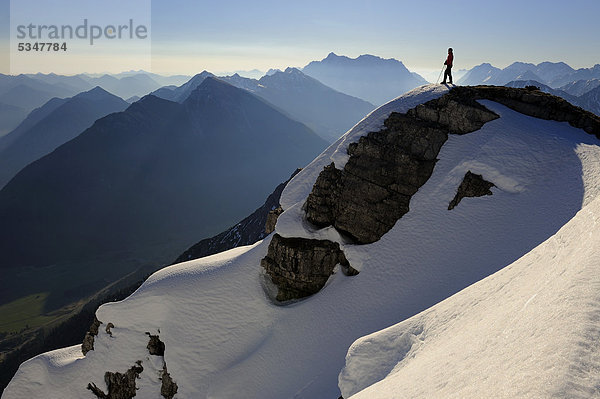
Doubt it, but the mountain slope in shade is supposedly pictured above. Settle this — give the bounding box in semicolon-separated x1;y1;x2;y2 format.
175;169;299;264
0;87;128;189
340;191;600;399
549;64;600;88
579;86;600;116
0;77;326;273
302;52;427;105
0;102;28;136
559;78;600;97
0;97;68;151
5;85;600;399
151;71;216;103
222;68;375;142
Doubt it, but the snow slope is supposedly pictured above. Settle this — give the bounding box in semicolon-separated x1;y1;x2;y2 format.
340;191;600;399
5;85;600;399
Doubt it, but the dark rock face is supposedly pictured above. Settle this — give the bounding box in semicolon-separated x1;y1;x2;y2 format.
261;234;351;301
448;171;495;210
265;206;283;235
145;332;165;356
160;365;178;399
304;163;343;228
461;85;600;137
87;361;144;399
82;316;102;355
306;94;498;244
406;89;500;134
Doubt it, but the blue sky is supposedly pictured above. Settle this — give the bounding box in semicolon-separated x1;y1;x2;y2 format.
1;0;599;75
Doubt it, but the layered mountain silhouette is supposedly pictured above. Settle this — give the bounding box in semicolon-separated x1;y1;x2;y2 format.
78;74;163;99
458;61;600;88
302;52;427;105
152;71;216;103
0;74;85;135
559;78;600;97
221;68;375;142
0;87;129;189
0;77;326;273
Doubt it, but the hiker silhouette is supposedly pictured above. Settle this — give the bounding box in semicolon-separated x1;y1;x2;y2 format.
441;48;453;84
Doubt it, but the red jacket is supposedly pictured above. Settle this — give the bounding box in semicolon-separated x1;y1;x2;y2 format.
445;53;454;67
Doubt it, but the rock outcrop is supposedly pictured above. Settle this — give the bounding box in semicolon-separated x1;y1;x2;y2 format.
262;85;600;301
448;171;495;210
463;85;600;137
305;91;498;244
146;332;165;356
265;206;283;235
160;365;178;399
87;361;143;399
261;234;352;301
82;316;102;355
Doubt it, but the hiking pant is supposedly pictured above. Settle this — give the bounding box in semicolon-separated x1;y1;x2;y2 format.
443;65;452;83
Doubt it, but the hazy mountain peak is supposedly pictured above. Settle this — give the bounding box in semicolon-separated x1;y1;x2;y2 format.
72;86;118;101
303;52;427;105
284;67;302;74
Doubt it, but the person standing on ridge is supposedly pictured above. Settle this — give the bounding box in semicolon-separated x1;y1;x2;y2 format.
441;48;453;84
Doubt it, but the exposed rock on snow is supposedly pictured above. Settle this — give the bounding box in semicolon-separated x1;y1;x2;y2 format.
448;171;495;210
305;90;498;244
160;364;177;399
265;206;283;235
87;360;143;399
465;85;600;137
82;316;103;355
261;234;352;301
145;332;165;356
407;89;499;134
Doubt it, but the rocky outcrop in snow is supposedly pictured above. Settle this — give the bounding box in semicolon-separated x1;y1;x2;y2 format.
261;234;353;301
265;85;598;301
87;361;144;399
160;365;178;399
448;171;495;210
305;90;498;244
82;316;102;355
466;85;600;137
146;332;165;356
265;206;283;235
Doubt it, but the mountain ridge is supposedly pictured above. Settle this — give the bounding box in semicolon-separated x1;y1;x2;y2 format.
6;85;600;399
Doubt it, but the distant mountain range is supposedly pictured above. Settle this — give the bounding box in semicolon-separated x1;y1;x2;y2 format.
0;87;128;189
302;52;428;105
0;77;326;309
221;68;375;142
0;72;191;136
458;61;600;90
505;80;600;117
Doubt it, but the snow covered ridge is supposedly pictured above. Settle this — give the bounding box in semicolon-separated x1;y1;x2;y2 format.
339;187;600;399
264;84;600;302
5;84;600;399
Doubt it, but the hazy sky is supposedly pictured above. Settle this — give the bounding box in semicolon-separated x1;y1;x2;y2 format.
1;0;599;76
